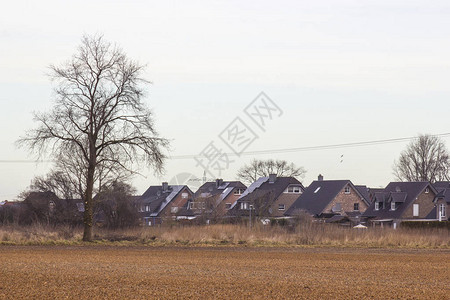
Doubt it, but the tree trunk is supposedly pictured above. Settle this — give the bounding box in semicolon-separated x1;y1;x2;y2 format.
82;164;96;242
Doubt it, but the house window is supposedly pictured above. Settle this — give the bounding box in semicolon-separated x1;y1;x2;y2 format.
49;201;56;212
439;204;446;220
278;204;285;211
353;203;359;211
391;202;396;211
181;192;188;199
344;186;350;194
375;202;380;211
76;202;85;212
332;203;341;212
225;203;232;210
285;186;302;193
240;202;248;210
191;202;206;210
413;204;419;217
145;205;150;212
425;188;429;194
234;188;245;195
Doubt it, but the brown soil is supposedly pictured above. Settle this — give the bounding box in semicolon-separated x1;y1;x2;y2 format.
0;246;448;299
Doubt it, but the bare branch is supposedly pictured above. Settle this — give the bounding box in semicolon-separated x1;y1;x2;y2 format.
237;159;306;184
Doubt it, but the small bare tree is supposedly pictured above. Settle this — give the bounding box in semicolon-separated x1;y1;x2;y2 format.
393;134;450;183
18;35;169;241
237;159;306;184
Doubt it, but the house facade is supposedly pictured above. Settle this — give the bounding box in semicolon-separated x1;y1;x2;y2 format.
362;181;437;228
230;174;304;218
138;182;193;226
190;179;247;218
285;178;370;224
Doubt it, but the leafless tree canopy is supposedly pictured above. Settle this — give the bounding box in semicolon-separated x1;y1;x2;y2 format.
29;169;77;200
18;35;169;241
393;134;450;183
237;159;306;184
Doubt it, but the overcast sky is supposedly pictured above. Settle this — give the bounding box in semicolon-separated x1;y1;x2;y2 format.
1;0;450;199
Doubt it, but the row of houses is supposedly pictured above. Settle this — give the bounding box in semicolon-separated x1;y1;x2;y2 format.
136;174;449;227
2;174;449;227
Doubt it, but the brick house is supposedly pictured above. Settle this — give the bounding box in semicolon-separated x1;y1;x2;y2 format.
230;174;304;218
362;182;437;228
285;177;370;224
190;179;247;218
137;182;193;226
22;191;85;224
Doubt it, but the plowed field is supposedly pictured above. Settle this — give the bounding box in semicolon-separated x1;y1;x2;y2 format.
0;246;448;299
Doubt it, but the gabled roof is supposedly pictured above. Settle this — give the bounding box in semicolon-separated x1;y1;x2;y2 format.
390;192;407;203
355;185;370;203
433;181;450;189
231;176;303;209
433;188;450;204
285;180;368;216
362;181;435;219
139;185;191;217
374;192;388;203
194;181;246;200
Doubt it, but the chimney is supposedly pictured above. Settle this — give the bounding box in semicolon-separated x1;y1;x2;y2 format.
269;174;277;184
216;178;223;188
162;182;169;192
318;174;323;181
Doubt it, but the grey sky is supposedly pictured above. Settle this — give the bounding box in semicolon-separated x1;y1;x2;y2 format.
1;0;450;199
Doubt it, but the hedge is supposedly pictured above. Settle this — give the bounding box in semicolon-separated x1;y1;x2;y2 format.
400;221;450;229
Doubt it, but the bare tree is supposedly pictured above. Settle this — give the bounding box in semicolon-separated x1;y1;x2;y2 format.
393;134;450;183
18;35;169;241
237;159;306;184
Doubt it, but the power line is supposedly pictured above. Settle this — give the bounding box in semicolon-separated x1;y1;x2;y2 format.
2;133;450;163
170;132;450;159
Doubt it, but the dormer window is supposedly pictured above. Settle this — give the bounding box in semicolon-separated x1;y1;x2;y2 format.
234;188;245;195
375;202;380;211
391;202;396;211
344;186;351;194
285;185;302;193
